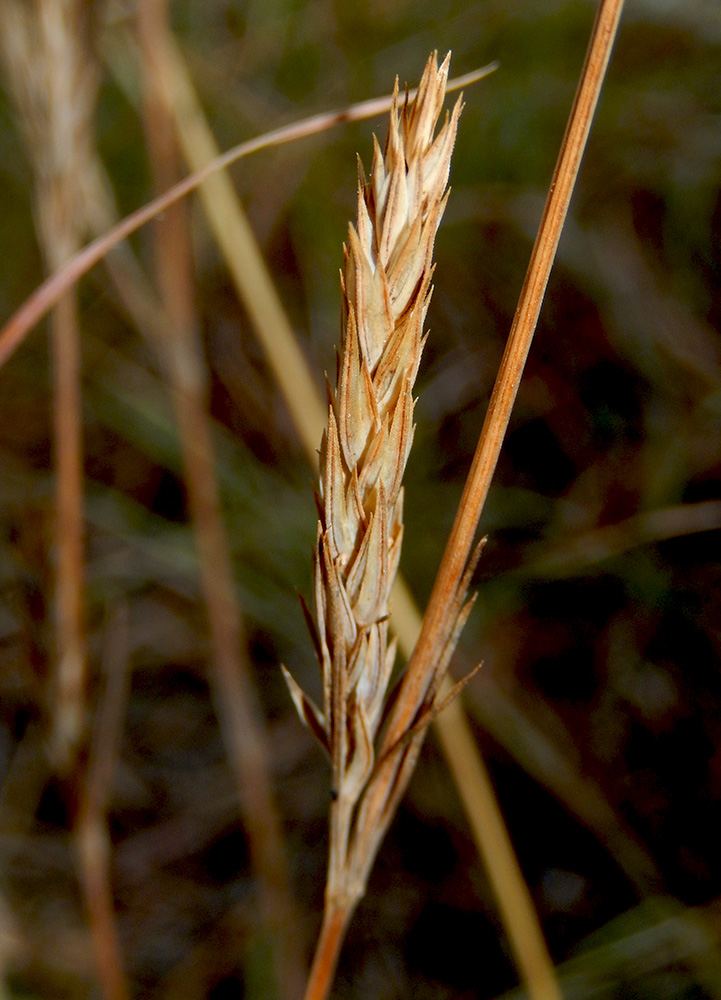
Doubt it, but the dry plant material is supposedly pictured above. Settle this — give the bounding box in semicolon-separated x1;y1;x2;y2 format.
288;48;461;894
0;0;97;772
0;59;495;369
282;53;476;996
0;3;133;998
136;5;305;996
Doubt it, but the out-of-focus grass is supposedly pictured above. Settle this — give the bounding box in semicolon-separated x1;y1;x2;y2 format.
0;0;720;997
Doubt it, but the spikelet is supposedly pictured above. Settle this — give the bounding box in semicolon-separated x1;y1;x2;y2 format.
284;52;461;880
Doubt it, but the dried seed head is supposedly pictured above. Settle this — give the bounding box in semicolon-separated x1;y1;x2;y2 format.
285;52;461;863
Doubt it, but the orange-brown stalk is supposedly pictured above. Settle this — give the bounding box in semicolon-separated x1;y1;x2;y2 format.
346;2;626;995
386;0;627;758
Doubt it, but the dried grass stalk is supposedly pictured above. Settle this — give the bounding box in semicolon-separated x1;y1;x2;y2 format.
0;0;97;771
284;53;467;993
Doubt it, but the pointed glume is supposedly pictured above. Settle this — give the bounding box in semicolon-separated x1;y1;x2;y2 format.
284;52;462;828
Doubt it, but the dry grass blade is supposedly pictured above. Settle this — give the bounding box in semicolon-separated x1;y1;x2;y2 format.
135;4;305;996
0;0;96;774
298;0;626;992
147;37;573;1000
0;4;132;997
394;0;627;749
0;60;495;370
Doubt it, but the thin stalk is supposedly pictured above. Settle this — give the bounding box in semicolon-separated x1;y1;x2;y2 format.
354;2;626;998
386;0;627;761
51;287;86;771
303;901;353;1000
150;40;562;1000
435;697;563;1000
0;61;496;369
141;27;327;454
0;0;94;775
136;5;304;997
77;605;132;1000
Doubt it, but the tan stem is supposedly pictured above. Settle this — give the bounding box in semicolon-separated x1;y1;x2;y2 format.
304;900;354;1000
385;0;627;757
356;2;627;997
77;606;132;1000
51;287;86;772
435;698;563;1000
137;5;304;997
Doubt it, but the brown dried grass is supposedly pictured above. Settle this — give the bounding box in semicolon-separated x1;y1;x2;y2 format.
285;52;463;896
290;1;626;987
0;0;96;775
281;53;486;999
0;7;630;996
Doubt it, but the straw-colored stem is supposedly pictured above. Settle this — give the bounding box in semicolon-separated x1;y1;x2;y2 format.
0;0;93;775
357;3;626;996
138;25;328;454
152;42;559;1000
435;697;563;1000
173;380;306;1000
385;0;627;762
137;6;304;997
51;288;87;771
304;900;354;1000
77;606;132;1000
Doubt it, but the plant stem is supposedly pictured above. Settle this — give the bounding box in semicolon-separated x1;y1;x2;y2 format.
137;5;304;996
435;696;563;1000
0;59;494;370
77;605;132;1000
304;900;353;1000
387;0;627;754
367;3;626;998
51;288;87;771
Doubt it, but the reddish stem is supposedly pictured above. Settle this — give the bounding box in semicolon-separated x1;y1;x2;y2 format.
384;0;626;754
304;900;354;1000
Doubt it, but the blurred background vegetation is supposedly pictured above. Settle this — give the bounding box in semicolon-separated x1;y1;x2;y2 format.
0;0;720;998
